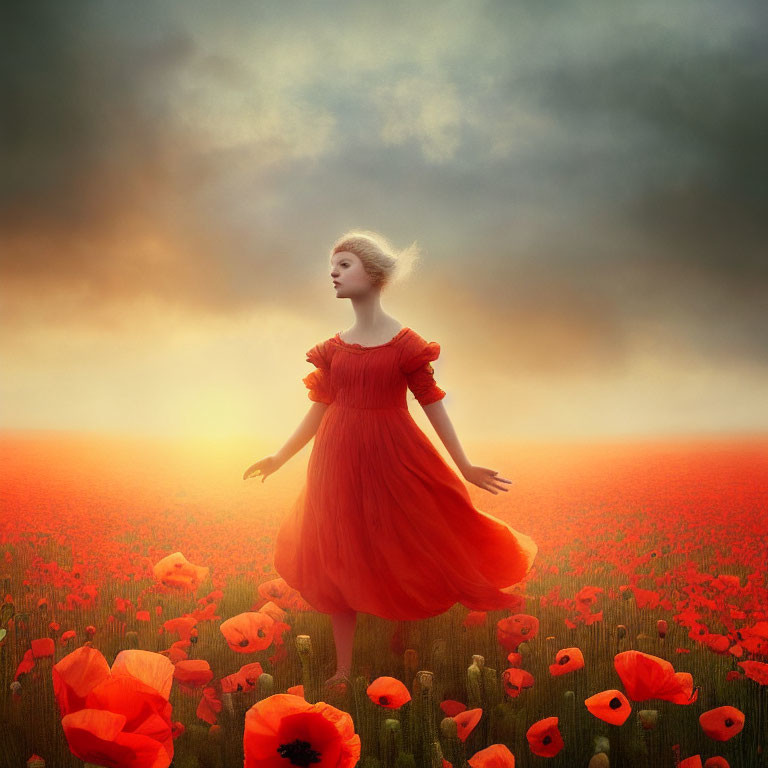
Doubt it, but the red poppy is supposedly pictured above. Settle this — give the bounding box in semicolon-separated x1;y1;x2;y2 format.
255;601;287;624
526;716;564;757
173;660;213;689
52;645;111;713
221;662;265;694
584;690;631;725
243;693;360;768
496;615;539;652
31;638;55;658
679;757;702;768
699;706;745;741
286;685;305;698
549;648;584;676
463;611;488;628
197;687;222;725
703;758;730;768
738;660;768;684
453;708;483;742
366;676;412;709
257;578;313;613
162;617;197;642
440;700;467;717
614;651;698;704
61;708;169;767
575;586;603;610
53;647;174;767
501;668;534;698
506;652;523;667
152;552;209;591
657;620;668;638
111;649;175;700
220;612;275;653
468;743;515;768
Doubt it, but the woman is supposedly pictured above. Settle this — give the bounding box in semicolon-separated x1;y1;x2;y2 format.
244;230;537;690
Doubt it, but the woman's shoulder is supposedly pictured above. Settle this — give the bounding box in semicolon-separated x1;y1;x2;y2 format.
399;327;441;370
306;335;339;367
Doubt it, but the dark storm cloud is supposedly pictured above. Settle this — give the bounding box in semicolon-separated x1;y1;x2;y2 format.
0;2;224;302
527;18;768;281
1;0;766;368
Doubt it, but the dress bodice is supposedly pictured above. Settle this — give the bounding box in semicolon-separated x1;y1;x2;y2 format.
303;327;446;409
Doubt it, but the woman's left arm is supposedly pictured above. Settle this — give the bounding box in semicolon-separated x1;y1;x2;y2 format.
422;399;513;494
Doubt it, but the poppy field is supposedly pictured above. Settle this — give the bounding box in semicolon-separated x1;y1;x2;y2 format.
1;432;766;768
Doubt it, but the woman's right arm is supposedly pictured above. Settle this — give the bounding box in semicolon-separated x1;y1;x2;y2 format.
243;401;329;481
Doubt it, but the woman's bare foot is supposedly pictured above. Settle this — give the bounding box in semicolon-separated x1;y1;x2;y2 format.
323;668;351;689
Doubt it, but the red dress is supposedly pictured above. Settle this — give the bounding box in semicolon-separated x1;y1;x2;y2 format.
273;326;537;620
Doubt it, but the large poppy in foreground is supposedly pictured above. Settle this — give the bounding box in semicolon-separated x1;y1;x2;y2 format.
614;651;698;704
61;708;169;768
53;646;174;768
243;693;360;768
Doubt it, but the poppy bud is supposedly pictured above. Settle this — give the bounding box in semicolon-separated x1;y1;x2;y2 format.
258;673;274;698
616;625;627;640
657;620;668;638
588;755;609;768
26;756;45;768
638;710;659;730
440;718;458;739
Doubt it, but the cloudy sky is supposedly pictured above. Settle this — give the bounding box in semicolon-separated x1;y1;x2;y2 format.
1;0;766;443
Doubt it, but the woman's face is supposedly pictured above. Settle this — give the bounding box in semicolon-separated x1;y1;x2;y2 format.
330;250;373;297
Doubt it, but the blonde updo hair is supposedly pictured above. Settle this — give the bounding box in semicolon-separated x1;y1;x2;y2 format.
330;230;421;290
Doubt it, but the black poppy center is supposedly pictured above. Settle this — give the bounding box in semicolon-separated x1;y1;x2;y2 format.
558;656;570;665
379;696;390;705
725;718;734;727
609;697;622;710
542;735;552;745
239;639;249;647
277;738;322;767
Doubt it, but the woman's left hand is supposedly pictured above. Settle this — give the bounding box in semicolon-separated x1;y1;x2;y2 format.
461;465;513;494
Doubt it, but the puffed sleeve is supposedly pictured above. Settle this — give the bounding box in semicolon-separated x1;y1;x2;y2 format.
302;341;334;404
401;340;446;406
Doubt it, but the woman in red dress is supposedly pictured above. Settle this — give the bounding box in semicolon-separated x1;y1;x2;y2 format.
244;230;537;689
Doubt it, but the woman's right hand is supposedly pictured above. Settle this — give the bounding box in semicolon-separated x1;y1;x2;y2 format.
243;455;282;483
